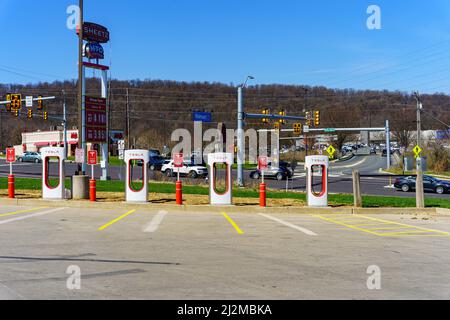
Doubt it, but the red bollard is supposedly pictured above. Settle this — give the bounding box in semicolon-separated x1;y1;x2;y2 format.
8;175;15;199
90;179;96;202
176;180;183;205
260;183;267;207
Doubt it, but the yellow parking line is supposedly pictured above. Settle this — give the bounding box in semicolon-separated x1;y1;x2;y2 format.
358;215;450;237
367;226;415;231
380;230;431;236
98;209;137;231
314;214;450;237
0;207;47;218
222;213;244;235
313;215;381;236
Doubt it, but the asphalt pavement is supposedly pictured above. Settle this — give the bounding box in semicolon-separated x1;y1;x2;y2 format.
1;205;450;299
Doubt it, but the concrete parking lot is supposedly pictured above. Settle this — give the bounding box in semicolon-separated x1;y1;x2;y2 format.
1;205;450;300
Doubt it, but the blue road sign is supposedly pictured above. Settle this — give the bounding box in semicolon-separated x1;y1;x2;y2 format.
193;112;212;123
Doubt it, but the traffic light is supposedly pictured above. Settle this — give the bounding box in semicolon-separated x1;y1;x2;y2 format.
294;123;303;135
37;96;44;110
5;94;11;112
274;122;280;130
305;111;312;127
27;109;33;119
11;94;22;110
14;110;19;118
43;111;48;121
314;111;320;127
262;109;270;124
278;110;286;125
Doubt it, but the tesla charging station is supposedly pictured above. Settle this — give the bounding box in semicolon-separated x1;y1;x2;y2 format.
124;150;149;203
42;147;66;200
208;153;233;206
305;155;329;207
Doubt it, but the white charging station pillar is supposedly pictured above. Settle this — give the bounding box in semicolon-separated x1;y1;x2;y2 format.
208;153;233;206
124;150;149;203
42;147;66;200
305;156;329;207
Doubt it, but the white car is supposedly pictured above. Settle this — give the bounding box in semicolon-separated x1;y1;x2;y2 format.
161;160;208;179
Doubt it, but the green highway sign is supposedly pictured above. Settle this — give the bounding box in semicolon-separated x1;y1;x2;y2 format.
324;128;336;133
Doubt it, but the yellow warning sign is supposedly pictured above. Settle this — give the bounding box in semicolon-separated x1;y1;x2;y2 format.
327;145;336;159
413;145;422;158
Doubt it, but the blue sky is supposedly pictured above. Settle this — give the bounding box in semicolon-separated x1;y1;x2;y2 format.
1;0;450;93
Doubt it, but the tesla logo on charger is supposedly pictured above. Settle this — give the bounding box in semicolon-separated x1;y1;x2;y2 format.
6;148;15;163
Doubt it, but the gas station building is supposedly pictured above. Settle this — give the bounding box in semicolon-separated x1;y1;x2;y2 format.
16;129;79;156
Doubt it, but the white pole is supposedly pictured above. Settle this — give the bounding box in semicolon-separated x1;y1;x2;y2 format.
178;167;180;182
91;164;94;180
10;162;12;176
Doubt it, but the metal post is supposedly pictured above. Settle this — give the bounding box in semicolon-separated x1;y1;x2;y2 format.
237;86;245;187
101;69;110;180
126;88;130;150
385;120;391;170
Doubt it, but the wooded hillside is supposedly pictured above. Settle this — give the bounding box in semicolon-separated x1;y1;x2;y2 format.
1;79;449;150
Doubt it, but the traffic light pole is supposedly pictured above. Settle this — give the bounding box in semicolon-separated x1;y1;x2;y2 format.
237;86;245;187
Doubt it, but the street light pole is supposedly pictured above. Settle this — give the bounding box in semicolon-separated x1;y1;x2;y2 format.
414;91;425;209
237;76;254;188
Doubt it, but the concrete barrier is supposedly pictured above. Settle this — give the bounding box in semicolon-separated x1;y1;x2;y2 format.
72;175;90;200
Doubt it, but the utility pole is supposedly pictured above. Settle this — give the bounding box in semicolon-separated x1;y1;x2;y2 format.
303;88;309;157
62;90;68;158
126;88;130;149
77;0;84;174
414;91;425;209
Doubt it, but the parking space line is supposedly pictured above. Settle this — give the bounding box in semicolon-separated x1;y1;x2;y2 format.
0;208;65;226
222;213;244;235
0;207;48;219
313;214;450;237
259;213;318;236
313;215;381;236
98;209;137;231
143;211;167;233
358;215;450;237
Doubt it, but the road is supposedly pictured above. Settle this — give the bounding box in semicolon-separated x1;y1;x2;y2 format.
1;205;450;299
263;155;449;199
0;156;448;199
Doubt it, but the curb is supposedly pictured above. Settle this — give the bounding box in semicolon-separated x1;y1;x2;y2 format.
0;198;448;216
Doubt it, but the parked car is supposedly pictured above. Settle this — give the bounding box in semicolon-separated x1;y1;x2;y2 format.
18;152;42;163
161;160;208;178
148;156;166;171
250;162;293;181
370;147;377;155
342;146;353;153
149;149;161;157
394;176;450;195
